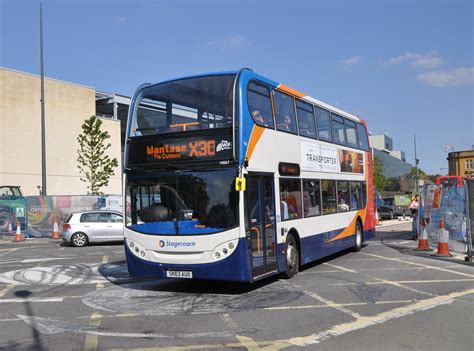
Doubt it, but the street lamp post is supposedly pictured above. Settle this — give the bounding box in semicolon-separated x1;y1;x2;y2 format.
414;134;419;194
40;3;47;195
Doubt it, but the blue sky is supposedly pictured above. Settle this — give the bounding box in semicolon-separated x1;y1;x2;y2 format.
1;0;473;174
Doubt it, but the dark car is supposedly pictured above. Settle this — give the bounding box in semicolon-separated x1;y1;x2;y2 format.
383;196;410;218
374;191;394;220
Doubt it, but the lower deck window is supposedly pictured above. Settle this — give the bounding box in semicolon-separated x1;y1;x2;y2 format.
321;179;337;215
280;178;302;220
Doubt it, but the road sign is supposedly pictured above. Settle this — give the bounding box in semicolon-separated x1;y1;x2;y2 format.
16;207;25;217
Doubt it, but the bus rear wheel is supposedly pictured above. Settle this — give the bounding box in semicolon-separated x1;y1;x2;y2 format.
353;221;363;252
281;234;299;279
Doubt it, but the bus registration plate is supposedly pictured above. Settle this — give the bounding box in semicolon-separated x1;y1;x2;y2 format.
166;270;193;279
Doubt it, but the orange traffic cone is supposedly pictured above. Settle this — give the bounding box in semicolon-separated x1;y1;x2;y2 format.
51;218;61;239
414;218;431;251
13;220;24;242
433;219;452;257
8;222;13;236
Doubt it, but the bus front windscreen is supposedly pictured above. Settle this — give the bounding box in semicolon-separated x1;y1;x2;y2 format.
131;74;236;137
126;169;238;235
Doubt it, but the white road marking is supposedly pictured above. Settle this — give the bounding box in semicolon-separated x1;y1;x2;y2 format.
300;266;464;275
323;263;357;273
16;314;250;338
0;297;64;303
298;287;361;319
360;252;474;278
0;257;77;265
265;299;417;311
288;289;474;347
320;259;434;297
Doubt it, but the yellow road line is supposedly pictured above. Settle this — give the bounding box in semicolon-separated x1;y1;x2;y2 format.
84;313;102;351
0;284;16;298
84;255;109;351
95;255;109;289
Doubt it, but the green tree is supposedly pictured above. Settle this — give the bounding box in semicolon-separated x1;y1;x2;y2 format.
77;116;119;195
372;157;390;191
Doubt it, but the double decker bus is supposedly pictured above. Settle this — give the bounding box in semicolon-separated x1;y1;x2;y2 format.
123;69;375;282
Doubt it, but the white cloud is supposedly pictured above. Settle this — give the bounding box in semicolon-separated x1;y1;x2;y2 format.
416;67;474;87
207;35;248;50
385;51;443;68
340;56;363;67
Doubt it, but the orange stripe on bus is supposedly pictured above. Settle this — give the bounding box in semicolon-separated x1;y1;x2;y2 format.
245;125;265;161
277;84;305;98
327;209;367;243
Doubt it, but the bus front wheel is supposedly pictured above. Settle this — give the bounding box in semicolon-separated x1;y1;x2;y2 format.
281;234;299;279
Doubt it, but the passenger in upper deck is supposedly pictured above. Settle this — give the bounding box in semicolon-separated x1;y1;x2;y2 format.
251;110;272;127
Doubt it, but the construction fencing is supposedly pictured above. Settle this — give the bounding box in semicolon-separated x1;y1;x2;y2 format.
420;177;473;257
0;195;122;238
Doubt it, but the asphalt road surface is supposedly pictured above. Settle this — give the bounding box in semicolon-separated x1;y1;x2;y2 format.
0;223;473;351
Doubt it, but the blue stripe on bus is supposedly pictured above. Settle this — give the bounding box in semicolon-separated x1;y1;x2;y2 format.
125;227;376;282
125;237;252;282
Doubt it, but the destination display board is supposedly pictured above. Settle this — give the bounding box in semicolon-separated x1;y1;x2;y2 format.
127;130;233;167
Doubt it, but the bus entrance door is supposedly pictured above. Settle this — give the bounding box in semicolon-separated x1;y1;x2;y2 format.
245;174;277;279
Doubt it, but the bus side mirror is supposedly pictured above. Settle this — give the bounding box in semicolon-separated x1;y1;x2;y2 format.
235;177;246;192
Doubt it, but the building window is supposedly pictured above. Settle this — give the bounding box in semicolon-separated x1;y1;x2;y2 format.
466;159;473;169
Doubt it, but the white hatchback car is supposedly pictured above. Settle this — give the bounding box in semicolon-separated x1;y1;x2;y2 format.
61;210;124;247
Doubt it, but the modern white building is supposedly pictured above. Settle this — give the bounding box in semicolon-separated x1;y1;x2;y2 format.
369;134;412;178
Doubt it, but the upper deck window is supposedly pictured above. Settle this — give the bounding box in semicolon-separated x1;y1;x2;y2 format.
131;74;235;137
274;91;298;135
345;119;359;149
296;100;317;139
331;114;346;145
247;81;274;128
356;123;369;151
315;106;332;142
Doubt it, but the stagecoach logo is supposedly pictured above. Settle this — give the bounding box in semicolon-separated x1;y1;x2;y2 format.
216;140;232;153
159;240;196;249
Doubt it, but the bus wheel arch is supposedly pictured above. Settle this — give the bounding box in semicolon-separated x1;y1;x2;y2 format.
281;229;300;279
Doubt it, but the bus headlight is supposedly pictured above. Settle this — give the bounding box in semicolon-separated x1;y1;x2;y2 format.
127;239;149;261
212;239;238;261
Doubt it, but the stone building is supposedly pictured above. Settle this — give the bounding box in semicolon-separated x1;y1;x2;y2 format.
0;68;122;195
